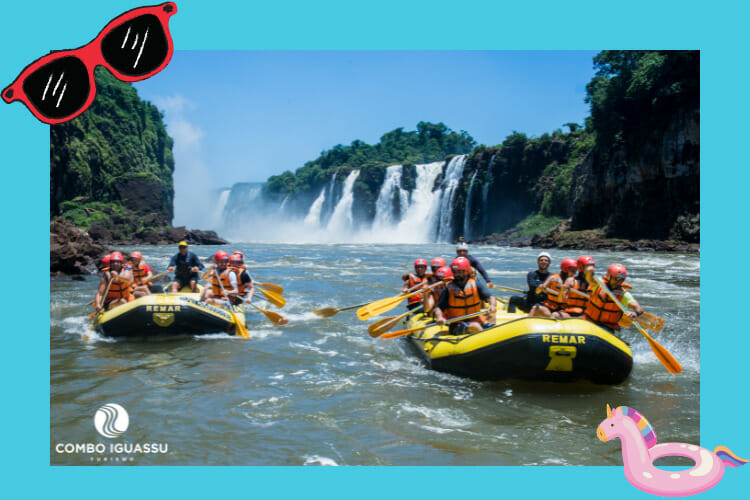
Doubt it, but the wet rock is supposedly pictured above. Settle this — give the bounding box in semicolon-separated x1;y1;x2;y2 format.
50;217;111;275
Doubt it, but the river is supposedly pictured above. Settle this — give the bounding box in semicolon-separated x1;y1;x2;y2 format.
50;243;699;465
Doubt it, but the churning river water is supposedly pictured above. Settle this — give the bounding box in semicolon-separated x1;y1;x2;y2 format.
50;243;699;466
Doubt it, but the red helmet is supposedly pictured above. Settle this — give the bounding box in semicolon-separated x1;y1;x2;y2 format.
229;254;243;265
130;251;142;260
430;257;447;269
101;255;110;266
561;258;577;274
451;257;471;273
109;251;124;262
607;263;627;280
435;266;453;280
232;250;244;260
414;258;428;268
214;250;230;263
577;255;595;272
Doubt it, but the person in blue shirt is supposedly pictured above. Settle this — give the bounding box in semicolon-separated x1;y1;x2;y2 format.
167;241;204;293
455;238;494;287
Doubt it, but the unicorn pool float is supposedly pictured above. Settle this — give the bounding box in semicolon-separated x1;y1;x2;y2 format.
597;404;747;497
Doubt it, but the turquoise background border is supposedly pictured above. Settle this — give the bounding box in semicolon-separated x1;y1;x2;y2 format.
2;0;746;498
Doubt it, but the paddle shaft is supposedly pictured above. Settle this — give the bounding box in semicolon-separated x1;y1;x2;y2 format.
368;304;424;337
358;280;445;321
594;277;680;374
380;309;490;339
489;284;525;294
215;268;249;339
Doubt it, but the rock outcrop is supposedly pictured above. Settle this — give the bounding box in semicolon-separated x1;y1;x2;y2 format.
50;217;110;275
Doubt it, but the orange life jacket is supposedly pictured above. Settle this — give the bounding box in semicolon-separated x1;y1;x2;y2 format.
230;266;248;296
211;268;239;299
129;261;151;287
403;273;427;307
564;276;591;315
444;278;483;320
104;272;131;303
424;275;445;313
542;274;567;311
584;278;632;330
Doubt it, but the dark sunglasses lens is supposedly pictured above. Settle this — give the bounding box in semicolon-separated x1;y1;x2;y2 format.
22;56;90;120
101;14;168;77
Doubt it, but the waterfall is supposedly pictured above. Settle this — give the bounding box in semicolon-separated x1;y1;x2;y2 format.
303;188;326;227
213;188;231;230
372;165;403;228
326;170;360;233
279;194;290;213
436;155;467;242
390;161;443;243
463;170;478;240
482;153;495;235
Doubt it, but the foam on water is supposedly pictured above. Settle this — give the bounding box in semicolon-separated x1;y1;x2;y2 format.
303;455;338;466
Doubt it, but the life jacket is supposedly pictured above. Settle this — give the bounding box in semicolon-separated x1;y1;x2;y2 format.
229;266;248;296
564;275;591;315
129;261;151;287
584;278;633;330
403;273;427;307
104;271;131;303
424;275;445;313
444;278;483;320
542;274;566;312
211;268;238;299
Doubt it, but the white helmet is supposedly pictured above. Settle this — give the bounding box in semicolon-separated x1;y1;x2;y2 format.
537;251;552;261
456;237;469;252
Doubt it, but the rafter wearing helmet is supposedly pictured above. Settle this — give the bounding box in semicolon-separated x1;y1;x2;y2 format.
454;237;494;288
530;257;578;319
401;258;429;311
583;263;644;332
432;257;497;335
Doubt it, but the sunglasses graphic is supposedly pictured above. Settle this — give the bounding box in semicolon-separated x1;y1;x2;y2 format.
2;2;177;125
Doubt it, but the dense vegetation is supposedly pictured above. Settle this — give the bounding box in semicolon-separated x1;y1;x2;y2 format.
264;121;476;199
51;67;175;238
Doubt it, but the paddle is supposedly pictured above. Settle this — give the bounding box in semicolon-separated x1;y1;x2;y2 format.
545;287;665;332
90;276;114;329
256;281;284;295
214;268;250;339
248;302;289;326
379;309;490;339
594;276;681;374
313;301;373;318
368;304;424;337
488;284;526;294
255;284;286;308
136;269;170;285
357;280;445;321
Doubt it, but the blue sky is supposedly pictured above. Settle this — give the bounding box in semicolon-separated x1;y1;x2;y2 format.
133;50;599;189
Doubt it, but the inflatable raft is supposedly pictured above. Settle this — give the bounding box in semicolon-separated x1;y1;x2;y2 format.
402;312;632;384
92;292;246;338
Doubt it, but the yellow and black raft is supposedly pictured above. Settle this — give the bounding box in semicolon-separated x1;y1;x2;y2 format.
402;311;632;384
92;291;246;339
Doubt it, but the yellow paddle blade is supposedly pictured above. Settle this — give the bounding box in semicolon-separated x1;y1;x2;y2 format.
313;307;340;318
368;314;406;337
258;286;286;308
638;312;665;333
257;282;284;294
357;295;405;321
255;305;289;325
230;308;249;339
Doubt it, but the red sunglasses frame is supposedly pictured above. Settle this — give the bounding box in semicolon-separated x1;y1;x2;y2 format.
2;2;177;125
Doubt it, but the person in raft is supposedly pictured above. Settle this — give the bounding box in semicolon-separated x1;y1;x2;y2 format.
200;251;241;306
94;251;134;311
529;257;578;318
455;237;494;288
433;256;497;334
127;251;153;299
421;257;447;313
507;251;552;313
424;265;453;315
168;241;204;293
228;252;254;305
583;263;644;332
563;255;596;317
402;258;428;311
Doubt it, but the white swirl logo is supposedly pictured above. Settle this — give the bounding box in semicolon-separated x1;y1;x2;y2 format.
94;403;129;438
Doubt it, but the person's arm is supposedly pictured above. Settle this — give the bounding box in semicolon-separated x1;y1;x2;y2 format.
621;291;643;319
168;254;177;271
94;276;108;310
469;255;492;284
434;289;449;324
476;281;496;320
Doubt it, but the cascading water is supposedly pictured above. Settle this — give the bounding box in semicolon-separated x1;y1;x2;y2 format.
304;188;326;227
325;170;360;233
482;153;495;235
463;169;478;240
212;188;231;230
435;155;467;242
372;165;404;228
388;161;444;243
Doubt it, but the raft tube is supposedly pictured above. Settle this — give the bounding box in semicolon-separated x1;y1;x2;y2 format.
403;312;632;384
93;292;247;338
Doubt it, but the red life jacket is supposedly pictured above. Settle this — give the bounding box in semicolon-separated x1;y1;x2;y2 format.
444;278;483;320
564;275;591;315
584;278;633;330
403;273;427;307
542;274;566;312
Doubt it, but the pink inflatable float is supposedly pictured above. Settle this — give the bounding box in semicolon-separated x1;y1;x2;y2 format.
597;404;747;497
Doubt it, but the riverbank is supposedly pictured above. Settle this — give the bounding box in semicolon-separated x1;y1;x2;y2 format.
50;217;228;276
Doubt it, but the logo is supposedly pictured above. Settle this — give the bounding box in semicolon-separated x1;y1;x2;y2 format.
94;403;129;438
